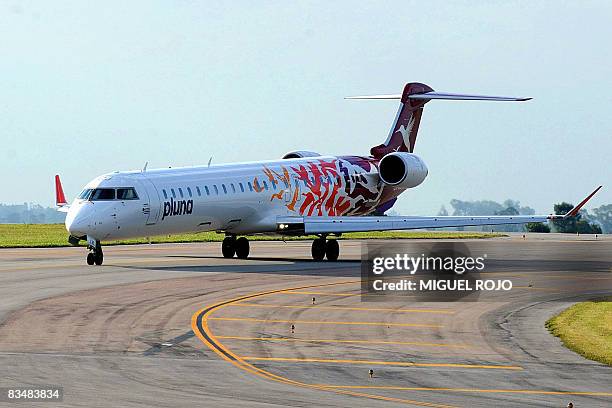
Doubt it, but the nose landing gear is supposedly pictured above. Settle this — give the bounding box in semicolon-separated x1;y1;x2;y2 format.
311;236;339;261
86;239;103;266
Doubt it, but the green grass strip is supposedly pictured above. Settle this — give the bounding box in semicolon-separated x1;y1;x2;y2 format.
546;298;612;366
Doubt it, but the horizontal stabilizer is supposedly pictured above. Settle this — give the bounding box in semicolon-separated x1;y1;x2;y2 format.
346;92;531;102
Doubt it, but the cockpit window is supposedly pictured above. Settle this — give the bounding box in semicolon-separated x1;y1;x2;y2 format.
116;188;139;200
78;189;93;200
90;188;115;200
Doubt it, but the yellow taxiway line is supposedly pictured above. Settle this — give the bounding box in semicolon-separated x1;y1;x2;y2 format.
240;356;523;371
215;335;470;349
320;385;612;397
230;302;455;314
208;316;441;328
191;280;458;407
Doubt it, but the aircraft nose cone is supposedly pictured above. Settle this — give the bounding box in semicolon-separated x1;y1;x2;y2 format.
65;206;93;237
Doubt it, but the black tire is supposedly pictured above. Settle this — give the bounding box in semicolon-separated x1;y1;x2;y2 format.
222;237;236;258
86;252;95;265
325;239;339;261
311;238;326;261
94;250;103;266
235;237;250;259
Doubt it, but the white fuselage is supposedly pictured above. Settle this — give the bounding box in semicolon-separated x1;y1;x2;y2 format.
65;155;410;241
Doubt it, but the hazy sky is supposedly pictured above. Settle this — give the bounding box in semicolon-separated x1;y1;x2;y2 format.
2;1;611;214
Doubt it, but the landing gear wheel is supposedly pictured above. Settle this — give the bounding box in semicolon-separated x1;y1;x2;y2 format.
311;238;326;261
235;237;250;259
222;236;236;258
85;238;103;266
94;249;103;265
325;239;339;261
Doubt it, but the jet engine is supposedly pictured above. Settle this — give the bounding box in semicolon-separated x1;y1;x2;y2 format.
378;152;428;189
282;151;321;159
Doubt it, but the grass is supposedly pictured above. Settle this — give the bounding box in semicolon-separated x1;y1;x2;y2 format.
546;298;612;366
0;224;504;248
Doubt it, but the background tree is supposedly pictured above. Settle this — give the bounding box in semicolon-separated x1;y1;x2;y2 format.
525;222;550;233
493;206;523;232
592;204;612;233
551;202;576;232
551;202;601;233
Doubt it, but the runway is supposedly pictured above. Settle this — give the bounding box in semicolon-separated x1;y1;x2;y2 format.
0;235;610;407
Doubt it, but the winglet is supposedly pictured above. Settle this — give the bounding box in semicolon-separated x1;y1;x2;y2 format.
55;175;67;207
564;186;603;218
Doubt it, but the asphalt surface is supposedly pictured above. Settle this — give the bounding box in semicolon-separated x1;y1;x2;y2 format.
0;234;610;407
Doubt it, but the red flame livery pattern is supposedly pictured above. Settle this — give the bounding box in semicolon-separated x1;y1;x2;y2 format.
254;156;399;217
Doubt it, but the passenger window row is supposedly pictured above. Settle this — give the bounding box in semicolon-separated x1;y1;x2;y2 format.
162;179;289;200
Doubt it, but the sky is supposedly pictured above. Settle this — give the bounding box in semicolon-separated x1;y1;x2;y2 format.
1;1;611;215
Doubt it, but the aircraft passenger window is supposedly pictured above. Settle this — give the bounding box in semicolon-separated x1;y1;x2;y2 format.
116;188;139;200
162;189;168;199
187;187;192;197
90;188;115;201
248;182;253;192
214;185;219;195
263;181;268;190
196;186;201;196
78;189;93;200
239;183;244;192
171;189;176;198
205;186;210;195
231;184;236;193
178;188;184;198
222;184;227;194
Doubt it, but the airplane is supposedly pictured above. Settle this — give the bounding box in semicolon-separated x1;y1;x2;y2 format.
55;82;602;265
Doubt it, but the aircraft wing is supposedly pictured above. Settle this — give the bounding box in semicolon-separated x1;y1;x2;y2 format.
276;186;602;235
277;214;550;235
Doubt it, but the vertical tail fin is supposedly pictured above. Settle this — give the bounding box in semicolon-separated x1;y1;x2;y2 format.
370;82;433;158
346;82;531;159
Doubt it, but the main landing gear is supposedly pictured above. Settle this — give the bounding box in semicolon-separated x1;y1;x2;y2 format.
222;235;250;259
221;235;339;261
86;240;103;266
311;236;339;261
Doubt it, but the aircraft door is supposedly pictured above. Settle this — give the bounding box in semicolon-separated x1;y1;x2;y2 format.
140;177;161;225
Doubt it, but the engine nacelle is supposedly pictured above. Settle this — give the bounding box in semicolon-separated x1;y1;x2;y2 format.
378;152;428;189
282;151;321;159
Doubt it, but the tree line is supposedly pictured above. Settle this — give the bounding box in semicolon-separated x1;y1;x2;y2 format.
438;200;611;234
0;203;66;224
